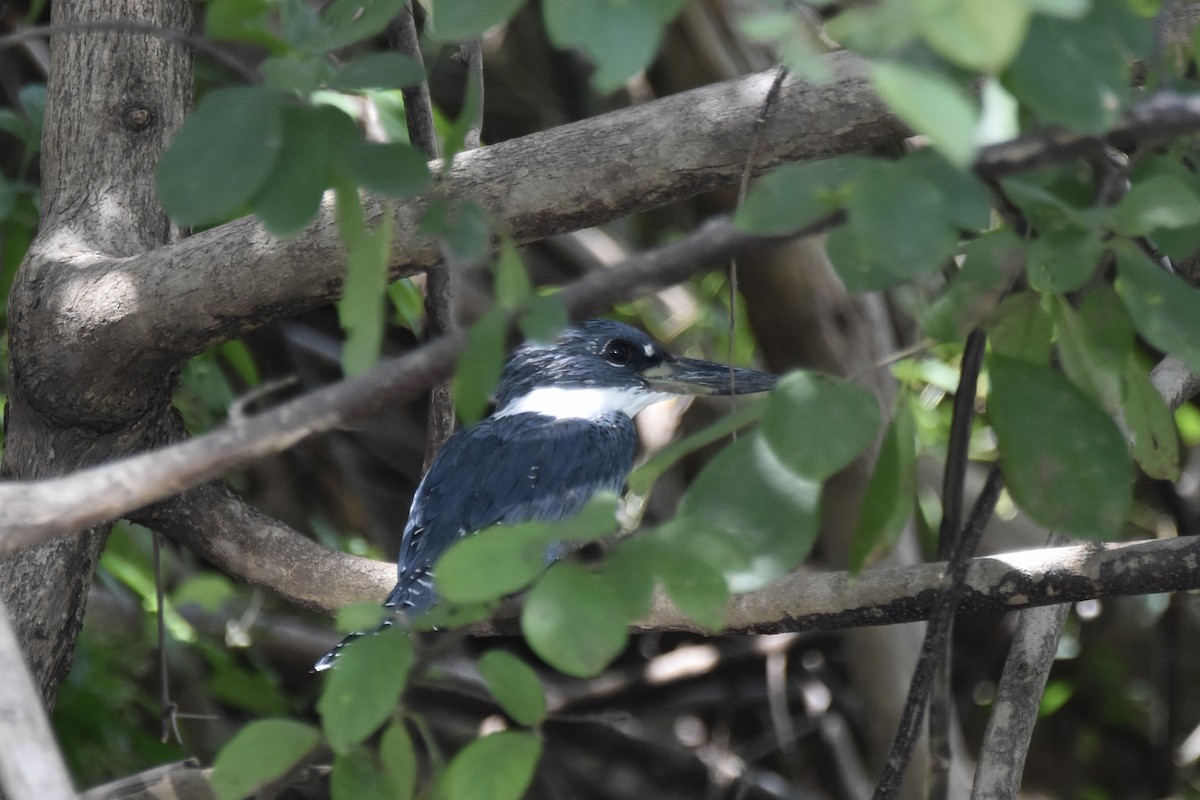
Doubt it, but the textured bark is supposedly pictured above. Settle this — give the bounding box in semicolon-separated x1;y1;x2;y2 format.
0;0;192;704
45;53;905;367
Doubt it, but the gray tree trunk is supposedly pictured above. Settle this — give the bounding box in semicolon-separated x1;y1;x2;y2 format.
1;0;192;704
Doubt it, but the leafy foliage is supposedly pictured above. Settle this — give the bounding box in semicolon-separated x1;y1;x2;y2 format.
20;0;1200;796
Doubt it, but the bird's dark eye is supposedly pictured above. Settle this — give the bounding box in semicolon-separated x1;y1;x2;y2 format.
602;339;634;365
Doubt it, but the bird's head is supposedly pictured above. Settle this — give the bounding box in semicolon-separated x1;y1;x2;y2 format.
493;319;778;420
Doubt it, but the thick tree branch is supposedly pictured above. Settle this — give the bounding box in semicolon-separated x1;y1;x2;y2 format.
37;53;898;374
0;215;794;547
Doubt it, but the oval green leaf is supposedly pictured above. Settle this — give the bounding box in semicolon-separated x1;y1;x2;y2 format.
337;140;430;198
521;562;628;678
440;731;542;800
761;371;880;481
380;722;417;800
251;105;334;237
478;650;547;726
211;719;320;800
317;628;413;753
156;86;284;226
870;61;978;168
988;355;1132;537
331;748;398;800
1115;248;1200;375
673;433;821;593
849;396;916;572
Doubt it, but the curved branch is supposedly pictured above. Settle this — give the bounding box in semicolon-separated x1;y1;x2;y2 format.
54;53;898;368
0;215;796;548
135;483;1200;631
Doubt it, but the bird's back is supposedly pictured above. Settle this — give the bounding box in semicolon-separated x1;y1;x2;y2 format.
386;410;638;613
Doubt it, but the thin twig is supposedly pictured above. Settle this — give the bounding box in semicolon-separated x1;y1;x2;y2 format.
728;65;789;400
153;532;176;744
388;1;439;160
460;40;484;151
871;466;1004;800
0;20;258;83
928;329;987;800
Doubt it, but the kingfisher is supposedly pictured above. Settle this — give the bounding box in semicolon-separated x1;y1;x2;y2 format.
315;319;777;670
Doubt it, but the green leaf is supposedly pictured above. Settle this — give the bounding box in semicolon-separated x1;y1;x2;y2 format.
440;731;542;800
1123;355;1179;481
429;0;527;40
156;87;284;226
334;601;388;633
389;277;425;335
1017;0;1090;17
653;542;729;630
332;748;398;800
923;230;1023;342
828;161;959;290
494;238;532;311
436;527;549;604
825;0;921;55
1052;290;1131;412
252;105;335;236
478;650;546;726
596;537;657;620
907;149;992;231
522;562;628;677
1113;174;1200;236
171;573;235;613
321;0;406;50
335;189;392;376
454;307;509;423
1115;247;1200;374
542;0;686;92
988;355;1132;537
987;292;1053;365
210;719;320;800
918;0;1030;72
1005;12;1131;133
1128;156;1200;261
1026;226;1103;294
734;156;867;236
207;0;286;50
337;141;431;198
1001;175;1097;234
379;722;417;800
317;628;413;753
329;52;425;91
870;62;979;168
438;495;619;603
262;54;334;96
671;433;821;593
850;396;916;572
761;371;880;480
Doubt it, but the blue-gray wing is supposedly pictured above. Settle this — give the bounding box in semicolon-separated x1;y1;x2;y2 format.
385;412;637;612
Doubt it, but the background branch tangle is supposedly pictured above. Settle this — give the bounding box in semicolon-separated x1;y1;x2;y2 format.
4;3;1200;800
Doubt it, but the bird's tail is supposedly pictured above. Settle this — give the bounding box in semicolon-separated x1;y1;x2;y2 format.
312;568;436;672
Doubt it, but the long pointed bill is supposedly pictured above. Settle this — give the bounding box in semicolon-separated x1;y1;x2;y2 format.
644;356;778;396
